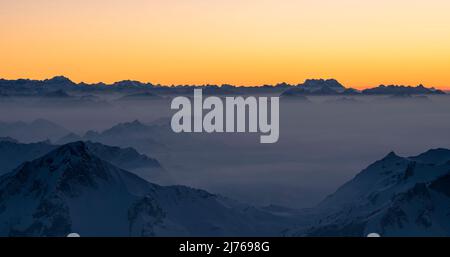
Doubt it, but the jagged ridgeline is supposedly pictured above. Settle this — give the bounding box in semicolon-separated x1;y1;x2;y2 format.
0;76;445;98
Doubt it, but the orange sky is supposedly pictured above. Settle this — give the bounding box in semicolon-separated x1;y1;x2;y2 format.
1;0;449;89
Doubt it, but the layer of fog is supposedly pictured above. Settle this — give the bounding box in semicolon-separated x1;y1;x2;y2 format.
1;94;450;208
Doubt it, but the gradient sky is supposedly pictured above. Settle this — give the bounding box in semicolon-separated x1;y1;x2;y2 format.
1;0;449;88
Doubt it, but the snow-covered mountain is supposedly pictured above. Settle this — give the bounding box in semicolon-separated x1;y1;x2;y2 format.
295;149;450;236
84;141;161;170
0;142;299;236
0;140;170;185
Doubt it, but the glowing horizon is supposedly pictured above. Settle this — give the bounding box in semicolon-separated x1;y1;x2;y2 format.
1;0;450;89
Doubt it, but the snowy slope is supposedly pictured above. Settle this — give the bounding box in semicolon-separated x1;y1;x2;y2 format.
0;141;170;184
0;142;298;236
296;149;450;236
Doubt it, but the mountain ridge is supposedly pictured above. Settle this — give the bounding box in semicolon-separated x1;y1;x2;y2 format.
0;76;446;93
0;140;168;184
293;149;450;236
0;142;300;236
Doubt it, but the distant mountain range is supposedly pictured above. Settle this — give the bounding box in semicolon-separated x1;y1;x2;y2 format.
57;119;222;157
362;84;445;95
0;76;446;97
0;119;70;143
0;118;224;158
281;80;445;97
282;79;357;97
69;120;167;156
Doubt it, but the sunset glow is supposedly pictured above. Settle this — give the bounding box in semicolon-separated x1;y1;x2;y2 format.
1;0;450;89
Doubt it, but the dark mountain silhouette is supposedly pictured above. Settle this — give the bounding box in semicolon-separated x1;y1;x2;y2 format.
43;76;76;87
301;79;346;92
81;120;166;155
0;119;70;143
281;79;360;97
362;84;445;95
1;76;445;96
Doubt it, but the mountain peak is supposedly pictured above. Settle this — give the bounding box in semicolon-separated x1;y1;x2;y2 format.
0;140;292;236
131;120;143;125
7;141;137;199
119;120;148;129
45;76;74;84
39;141;95;169
112;80;150;88
281;78;347;96
302;79;345;89
53;141;89;157
307;147;450;236
384;151;400;160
